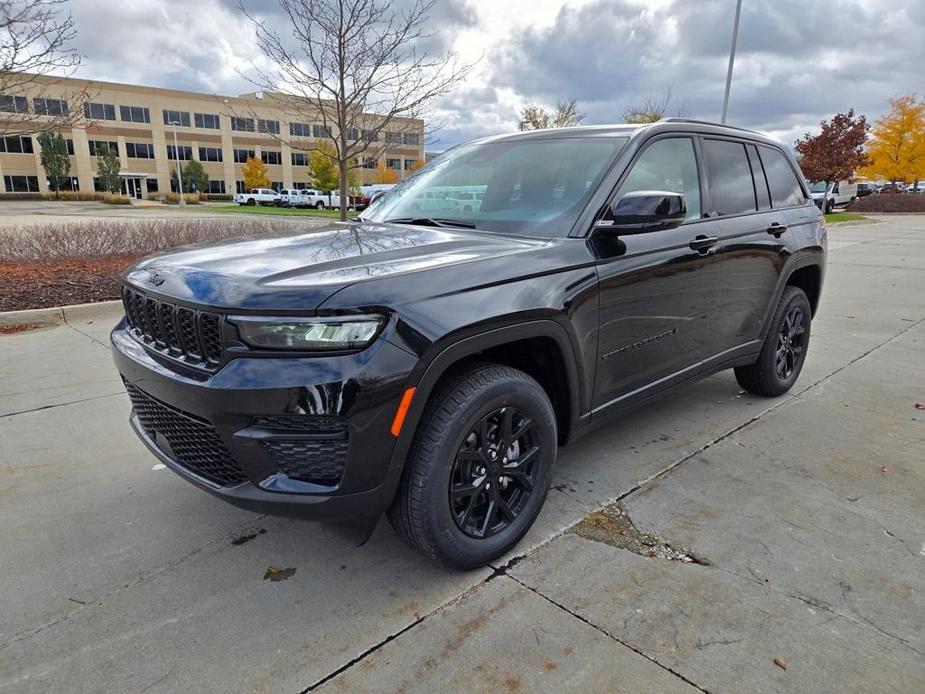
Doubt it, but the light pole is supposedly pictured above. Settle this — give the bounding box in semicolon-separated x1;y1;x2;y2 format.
169;121;186;206
721;0;743;124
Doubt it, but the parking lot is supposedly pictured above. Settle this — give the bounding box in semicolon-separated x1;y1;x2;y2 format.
1;215;923;692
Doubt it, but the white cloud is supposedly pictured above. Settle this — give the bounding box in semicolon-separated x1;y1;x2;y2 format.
63;0;925;149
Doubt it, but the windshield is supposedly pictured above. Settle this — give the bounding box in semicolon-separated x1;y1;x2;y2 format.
362;136;629;237
809;182;830;193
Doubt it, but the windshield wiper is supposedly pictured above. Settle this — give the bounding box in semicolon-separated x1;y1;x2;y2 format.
383;217;476;229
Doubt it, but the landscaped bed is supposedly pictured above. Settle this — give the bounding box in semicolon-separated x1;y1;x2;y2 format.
0;218;308;311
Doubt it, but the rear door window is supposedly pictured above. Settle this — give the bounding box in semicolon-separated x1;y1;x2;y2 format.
746;144;771;211
759;146;807;208
703;139;756;216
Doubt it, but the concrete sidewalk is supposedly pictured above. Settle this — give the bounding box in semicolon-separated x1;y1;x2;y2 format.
1;216;923;692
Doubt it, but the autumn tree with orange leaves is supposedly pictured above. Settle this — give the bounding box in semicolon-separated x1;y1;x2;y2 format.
241;157;271;190
860;95;925;186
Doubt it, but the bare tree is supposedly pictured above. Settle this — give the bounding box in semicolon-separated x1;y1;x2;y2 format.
518;99;583;130
621;85;687;124
1;0;90;136
242;0;474;220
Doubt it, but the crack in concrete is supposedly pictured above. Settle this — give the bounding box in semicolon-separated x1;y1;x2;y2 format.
504;573;712;694
0;516;268;652
1;390;126;418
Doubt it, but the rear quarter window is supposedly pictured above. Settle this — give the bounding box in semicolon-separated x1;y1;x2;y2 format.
759;146;807;208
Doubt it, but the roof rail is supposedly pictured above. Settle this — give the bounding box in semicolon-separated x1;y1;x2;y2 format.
657;117;759;134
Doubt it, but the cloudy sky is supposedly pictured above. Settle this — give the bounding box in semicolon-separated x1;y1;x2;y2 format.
64;0;924;150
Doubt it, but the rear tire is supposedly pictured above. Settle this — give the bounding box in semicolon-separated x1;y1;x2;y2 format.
387;363;556;570
315;201;325;210
735;286;812;396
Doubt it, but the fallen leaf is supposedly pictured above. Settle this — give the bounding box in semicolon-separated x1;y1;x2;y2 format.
774;658;788;671
915;403;925;411
880;466;888;473
263;566;297;582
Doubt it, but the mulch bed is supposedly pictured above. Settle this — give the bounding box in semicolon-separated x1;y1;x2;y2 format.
0;255;139;312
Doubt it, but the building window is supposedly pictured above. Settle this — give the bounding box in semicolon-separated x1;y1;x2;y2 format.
3;175;40;192
194;112;220;129
258;119;280;134
230;116;255;132
146;178;159;193
385;131;401;144
404;159;417;170
236;181;248;194
88;140;118;157
126;142;155;159
120;105;151;123
271;181;283;192
386;158;401;170
313;124;331;138
33;98;68;116
166;145;193;161
289;122;311;137
362;157;377;169
345;127;359;141
198;147;223;162
261;150;282;165
402;133;420;146
291;152;308;167
293;182;308;190
84;102;116;120
233;148;255;163
362;129;379;143
205;180;226;194
63;176;79;191
0;95;29;113
0;135;34;154
162;109;191;127
64;139;75;155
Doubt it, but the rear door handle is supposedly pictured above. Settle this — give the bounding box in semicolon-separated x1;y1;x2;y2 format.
689;235;719;252
767;222;788;237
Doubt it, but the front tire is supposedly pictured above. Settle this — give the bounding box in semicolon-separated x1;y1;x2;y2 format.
388;363;556;569
315;201;325;210
735;286;812;396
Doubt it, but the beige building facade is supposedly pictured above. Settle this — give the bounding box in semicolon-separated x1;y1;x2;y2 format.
0;75;424;197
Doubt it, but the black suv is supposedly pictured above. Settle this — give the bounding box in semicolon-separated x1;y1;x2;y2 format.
112;119;825;569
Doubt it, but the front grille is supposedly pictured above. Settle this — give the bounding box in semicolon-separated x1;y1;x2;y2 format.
255;415;349;486
125;383;247;487
122;287;223;368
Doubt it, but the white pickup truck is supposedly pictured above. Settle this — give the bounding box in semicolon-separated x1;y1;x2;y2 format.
234;188;280;206
278;188;355;210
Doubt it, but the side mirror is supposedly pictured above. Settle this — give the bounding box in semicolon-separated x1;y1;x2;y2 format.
596;191;686;234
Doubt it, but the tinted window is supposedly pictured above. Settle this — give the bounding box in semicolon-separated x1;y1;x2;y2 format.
746;144;771;211
617;137;701;221
759;146;806;208
364;136;628;237
704;139;756;216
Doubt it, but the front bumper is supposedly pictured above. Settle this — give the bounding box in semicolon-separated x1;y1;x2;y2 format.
112;321;418;521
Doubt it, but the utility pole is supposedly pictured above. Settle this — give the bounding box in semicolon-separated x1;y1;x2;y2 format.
169;121;186;206
721;0;743;124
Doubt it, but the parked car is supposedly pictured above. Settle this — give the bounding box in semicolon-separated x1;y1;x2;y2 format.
233;188;280;206
113;119;825;569
905;183;925;194
855;182;877;197
810;180;857;213
279;189;328;209
878;183;904;194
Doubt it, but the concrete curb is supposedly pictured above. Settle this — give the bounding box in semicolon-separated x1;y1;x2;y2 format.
0;299;122;328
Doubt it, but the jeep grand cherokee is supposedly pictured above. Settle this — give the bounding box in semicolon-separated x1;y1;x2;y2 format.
112;119;825;569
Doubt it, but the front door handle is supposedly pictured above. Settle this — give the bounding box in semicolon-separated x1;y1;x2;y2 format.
767;222;788;237
689;235;719;252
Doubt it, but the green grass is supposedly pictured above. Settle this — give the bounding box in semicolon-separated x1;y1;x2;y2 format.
824;212;866;223
208;204;348;219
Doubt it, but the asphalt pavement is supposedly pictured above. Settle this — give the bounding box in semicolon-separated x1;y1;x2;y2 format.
1;215;923;693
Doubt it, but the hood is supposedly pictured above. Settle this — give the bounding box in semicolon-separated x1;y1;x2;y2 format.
124;222;542;312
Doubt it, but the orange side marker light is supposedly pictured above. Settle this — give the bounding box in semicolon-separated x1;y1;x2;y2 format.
390;387;416;437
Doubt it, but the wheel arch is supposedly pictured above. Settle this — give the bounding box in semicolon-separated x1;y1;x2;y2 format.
386;320;583;471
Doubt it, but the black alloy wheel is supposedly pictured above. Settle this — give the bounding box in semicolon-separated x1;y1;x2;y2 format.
775;305;806;380
449;407;539;539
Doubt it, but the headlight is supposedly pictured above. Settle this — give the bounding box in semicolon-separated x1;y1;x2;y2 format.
231;315;385;351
